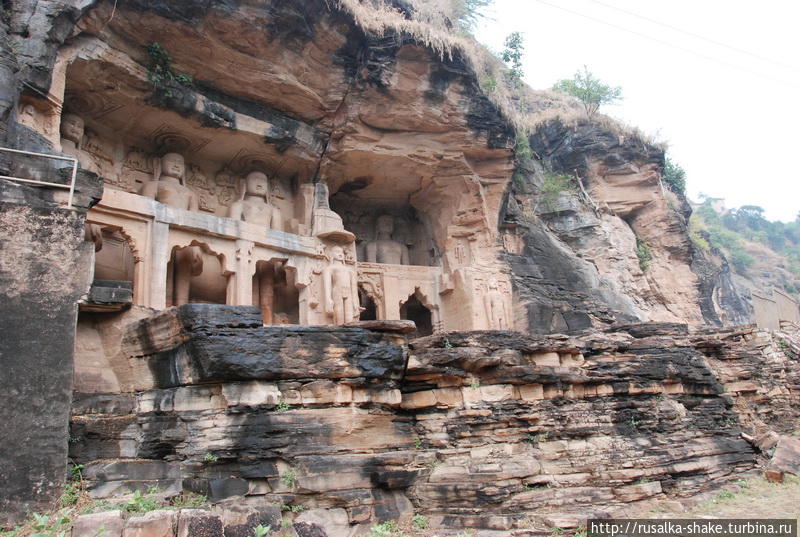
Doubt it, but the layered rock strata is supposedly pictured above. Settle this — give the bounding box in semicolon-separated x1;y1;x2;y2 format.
70;306;800;532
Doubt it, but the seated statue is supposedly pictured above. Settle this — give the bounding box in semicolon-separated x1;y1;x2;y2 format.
228;171;282;231
141;152;200;212
59;113;100;175
365;214;409;265
323;245;359;324
141;153;203;305
311;182;354;242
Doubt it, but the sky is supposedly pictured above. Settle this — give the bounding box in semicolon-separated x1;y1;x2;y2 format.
473;0;800;222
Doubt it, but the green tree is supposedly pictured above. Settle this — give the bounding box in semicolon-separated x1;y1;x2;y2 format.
552;66;622;117
501;31;524;86
662;156;686;194
452;0;494;33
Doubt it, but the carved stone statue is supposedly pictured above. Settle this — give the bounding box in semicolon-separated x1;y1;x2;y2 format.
141;152;200;212
323;245;359;324
140;153;203;305
59;113;100;174
312;183;354;242
171;246;203;307
365;215;409;265
484;278;510;330
228;171;282;230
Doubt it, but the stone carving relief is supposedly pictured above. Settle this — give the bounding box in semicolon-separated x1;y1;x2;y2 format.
365;215;410;265
322;245;360;324
59;113;101;175
484;278;512;330
141;152;200;212
228;171;283;230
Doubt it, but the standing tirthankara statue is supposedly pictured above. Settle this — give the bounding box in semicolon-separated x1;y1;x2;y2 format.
323;245;359;324
59;113;100;174
141;152;200;212
365;215;409;265
484;278;510;330
228;171;282;231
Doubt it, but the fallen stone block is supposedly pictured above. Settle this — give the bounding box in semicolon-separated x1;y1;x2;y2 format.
72;510;124;537
122;510;177;537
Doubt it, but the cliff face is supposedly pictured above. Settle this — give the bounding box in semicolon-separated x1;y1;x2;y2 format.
2;0;745;332
68;306;800;533
0;0;777;526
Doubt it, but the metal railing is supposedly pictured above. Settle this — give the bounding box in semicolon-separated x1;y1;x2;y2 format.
0;147;78;208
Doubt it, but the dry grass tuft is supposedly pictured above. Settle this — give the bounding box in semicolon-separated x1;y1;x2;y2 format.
331;0;651;142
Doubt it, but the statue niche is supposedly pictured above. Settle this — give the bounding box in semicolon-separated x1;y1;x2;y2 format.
228;171;282;230
323;245;359;324
365;215;410;265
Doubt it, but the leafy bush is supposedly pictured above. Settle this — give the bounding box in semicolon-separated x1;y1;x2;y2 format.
552;66;622;117
501;31;524;85
662;157;686;194
635;238;652;271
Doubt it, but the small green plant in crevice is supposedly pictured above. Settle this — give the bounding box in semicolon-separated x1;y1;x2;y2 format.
203;452;218;463
628;416;640;429
281;503;306;513
275;398;290;412
635;237;653;271
468;380;480;389
713;489;735;503
250;524;271;537
538;171;575;213
412;513;429;530
734;478;749;489
550;527;565;536
145;42;193;97
60;482;81;507
281;469;296;489
526;431;548;444
572;526;588;537
514;130;533;161
171;491;208;508
69;464;85;482
414;437;423;450
369;520;400;537
427;460;441;469
442;337;453;349
123;488;160;513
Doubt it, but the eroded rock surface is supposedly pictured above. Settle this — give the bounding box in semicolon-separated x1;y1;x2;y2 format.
69;306;800;532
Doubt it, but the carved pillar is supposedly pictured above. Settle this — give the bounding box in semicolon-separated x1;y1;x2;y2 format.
232;239;254;306
148;221;170;309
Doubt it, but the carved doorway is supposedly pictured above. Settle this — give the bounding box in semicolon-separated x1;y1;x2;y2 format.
358;286;378;321
400;292;433;337
252;260;299;325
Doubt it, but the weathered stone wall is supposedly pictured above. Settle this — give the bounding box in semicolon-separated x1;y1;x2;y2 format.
0;172;102;525
69;307;800;533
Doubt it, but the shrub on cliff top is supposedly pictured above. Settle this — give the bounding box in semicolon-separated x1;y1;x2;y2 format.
663;157;686;194
552;66;622;117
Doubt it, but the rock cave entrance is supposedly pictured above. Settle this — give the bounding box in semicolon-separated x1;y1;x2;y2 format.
252;260;299;325
358;286;378;321
400;292;433;337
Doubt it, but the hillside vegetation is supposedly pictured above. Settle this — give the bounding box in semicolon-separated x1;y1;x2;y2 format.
690;201;800;298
